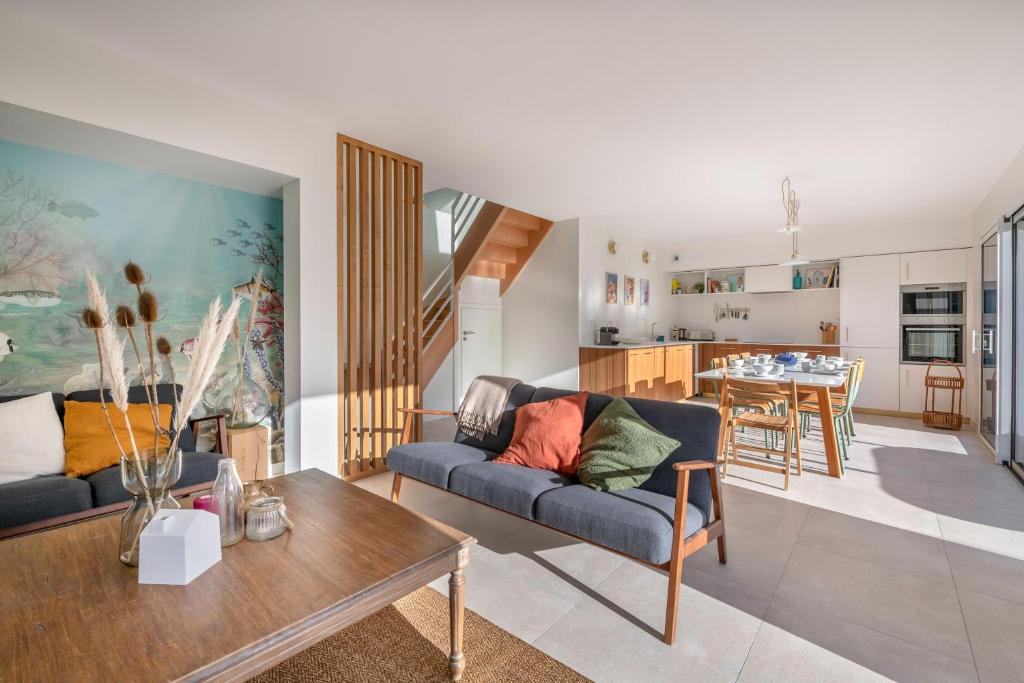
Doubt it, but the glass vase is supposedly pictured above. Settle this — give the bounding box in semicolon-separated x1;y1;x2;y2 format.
212;458;246;546
118;448;182;567
208;362;270;429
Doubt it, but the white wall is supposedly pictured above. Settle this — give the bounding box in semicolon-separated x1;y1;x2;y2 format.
671;290;839;344
664;220;971;272
579;219;670;344
973;146;1024;240
423;188;457;289
503;220;580;390
0;12;337;474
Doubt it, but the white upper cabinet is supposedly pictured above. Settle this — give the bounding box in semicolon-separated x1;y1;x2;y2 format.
899;249;968;285
745;265;792;293
839;254;900;348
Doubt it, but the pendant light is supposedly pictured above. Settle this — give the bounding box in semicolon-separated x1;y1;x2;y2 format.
777;177;809;265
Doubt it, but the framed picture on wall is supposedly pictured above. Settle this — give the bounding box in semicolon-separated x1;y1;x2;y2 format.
640;278;649;306
624;276;636;305
605;272;618;304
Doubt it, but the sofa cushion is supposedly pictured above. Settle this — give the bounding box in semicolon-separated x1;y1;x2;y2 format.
85;451;224;507
387;442;493;490
449;462;574;519
626;399;721;518
66;384;196;452
0;392;66;484
0;391;65;421
531;387;613;434
63;401;172;478
454;383;537;454
494;392;588;476
535;485;706;565
0;475;93;530
578;398;680;492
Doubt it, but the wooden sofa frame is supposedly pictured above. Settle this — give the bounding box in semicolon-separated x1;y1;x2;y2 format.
392;408;726;645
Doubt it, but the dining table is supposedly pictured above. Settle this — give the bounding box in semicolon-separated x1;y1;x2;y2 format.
694;366;850;478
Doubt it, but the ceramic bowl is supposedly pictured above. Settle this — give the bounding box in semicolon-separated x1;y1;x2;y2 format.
792;352;808;360
757;354;772;364
753;363;773;375
822;362;837;372
728;359;744;368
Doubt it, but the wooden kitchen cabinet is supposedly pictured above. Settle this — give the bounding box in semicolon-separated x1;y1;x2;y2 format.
580;344;695;401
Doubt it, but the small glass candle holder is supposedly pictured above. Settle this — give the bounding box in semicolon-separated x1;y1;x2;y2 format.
245;496;289;541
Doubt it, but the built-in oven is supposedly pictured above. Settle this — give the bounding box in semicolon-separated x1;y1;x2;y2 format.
901;283;964;316
900;315;964;364
899;283;966;365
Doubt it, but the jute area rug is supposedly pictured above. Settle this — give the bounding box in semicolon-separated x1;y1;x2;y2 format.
251;587;590;682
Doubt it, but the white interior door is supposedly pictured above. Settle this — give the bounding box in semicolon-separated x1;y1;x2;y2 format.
458;305;502;401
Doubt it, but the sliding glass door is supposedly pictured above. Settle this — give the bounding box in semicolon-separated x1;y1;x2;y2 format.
981;233;998;447
1013;209;1024;478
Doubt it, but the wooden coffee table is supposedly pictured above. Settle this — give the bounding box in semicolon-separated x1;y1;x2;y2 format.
0;469;475;682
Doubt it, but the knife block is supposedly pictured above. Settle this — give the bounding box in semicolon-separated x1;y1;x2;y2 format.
821;328;837;345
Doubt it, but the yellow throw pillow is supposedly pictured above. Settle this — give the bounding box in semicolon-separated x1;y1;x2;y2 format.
63;401;172;478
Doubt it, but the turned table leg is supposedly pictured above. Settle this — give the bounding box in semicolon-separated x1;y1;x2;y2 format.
449;568;466;681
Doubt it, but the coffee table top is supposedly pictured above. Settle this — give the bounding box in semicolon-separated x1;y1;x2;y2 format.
0;468;474;682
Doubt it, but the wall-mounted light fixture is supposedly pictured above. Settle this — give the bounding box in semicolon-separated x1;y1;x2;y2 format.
641;250;650;264
608;239;617;255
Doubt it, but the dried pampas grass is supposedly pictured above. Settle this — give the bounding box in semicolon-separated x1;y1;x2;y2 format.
168;296;242;458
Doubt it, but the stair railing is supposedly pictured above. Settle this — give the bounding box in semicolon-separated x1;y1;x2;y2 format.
451;192;484;252
422;261;454;351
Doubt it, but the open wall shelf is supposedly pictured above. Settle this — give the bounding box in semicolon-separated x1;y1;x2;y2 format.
670;260;839;296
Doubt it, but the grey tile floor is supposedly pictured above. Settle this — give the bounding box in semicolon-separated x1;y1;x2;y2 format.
355;413;1024;682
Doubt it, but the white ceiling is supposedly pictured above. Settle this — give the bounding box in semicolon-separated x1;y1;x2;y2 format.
7;1;1024;245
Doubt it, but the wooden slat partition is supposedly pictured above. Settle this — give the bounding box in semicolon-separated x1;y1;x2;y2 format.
337;135;422;480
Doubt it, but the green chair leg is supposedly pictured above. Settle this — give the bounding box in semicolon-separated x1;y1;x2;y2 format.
847;411;856;438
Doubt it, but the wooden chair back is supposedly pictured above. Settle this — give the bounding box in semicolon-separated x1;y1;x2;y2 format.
720;375;799;415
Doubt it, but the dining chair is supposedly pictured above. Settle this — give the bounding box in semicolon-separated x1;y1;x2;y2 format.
711;357;781;451
720;375;803;490
798;359;864;473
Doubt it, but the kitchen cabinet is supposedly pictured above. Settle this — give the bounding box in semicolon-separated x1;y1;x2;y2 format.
898;363;929;414
745;265;792;293
898;362;968;415
580;345;694;401
899;249;968;286
842;347;900;411
839;254;900;348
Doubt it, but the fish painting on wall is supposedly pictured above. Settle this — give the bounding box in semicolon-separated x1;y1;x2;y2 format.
0;138;286;463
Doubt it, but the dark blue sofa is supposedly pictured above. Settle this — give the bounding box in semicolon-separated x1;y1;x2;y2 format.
387;385;726;645
0;383;225;535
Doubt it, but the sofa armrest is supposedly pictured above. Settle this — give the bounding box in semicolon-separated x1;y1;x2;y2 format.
187;414;228;455
397;408;457;445
672;461;717;472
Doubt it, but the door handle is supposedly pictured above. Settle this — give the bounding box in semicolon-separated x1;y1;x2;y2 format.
462;329;476;341
971;329;980;354
905;262;910;280
845;326;849;342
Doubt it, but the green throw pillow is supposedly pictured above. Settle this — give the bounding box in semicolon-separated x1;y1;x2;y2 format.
577;398;681;492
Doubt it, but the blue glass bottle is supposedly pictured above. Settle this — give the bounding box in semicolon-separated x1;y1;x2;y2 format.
793;271;803;290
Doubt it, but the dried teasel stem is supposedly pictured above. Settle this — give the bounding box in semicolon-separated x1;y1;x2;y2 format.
116;304;161;437
156;337;179;418
136;290;161;456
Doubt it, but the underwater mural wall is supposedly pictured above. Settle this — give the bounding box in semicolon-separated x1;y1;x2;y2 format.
0;138;285;464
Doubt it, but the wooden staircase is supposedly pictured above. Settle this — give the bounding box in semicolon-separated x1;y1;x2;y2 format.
421;196;554;386
456;206;554;295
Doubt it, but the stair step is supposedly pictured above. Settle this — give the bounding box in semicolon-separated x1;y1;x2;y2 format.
479;242;518;264
468;259;506;280
500;209;541;230
488;224;530;248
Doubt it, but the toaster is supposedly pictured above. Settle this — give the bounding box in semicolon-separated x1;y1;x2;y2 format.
684;329;714;341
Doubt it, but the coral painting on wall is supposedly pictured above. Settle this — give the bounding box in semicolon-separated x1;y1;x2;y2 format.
623;276;635;305
0;138;286;463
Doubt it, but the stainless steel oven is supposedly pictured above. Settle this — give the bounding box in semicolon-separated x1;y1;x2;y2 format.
901;283;965;315
900;315;964;364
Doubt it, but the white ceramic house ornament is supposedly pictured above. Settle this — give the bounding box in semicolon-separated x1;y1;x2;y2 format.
138;509;222;585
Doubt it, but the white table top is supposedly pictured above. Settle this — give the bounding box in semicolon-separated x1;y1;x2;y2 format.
694;367;849;388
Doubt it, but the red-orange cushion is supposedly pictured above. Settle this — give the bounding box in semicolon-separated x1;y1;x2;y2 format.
493;392;589;475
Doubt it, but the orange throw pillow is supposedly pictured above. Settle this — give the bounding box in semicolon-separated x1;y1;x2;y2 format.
494;392;588;475
63;401;172;478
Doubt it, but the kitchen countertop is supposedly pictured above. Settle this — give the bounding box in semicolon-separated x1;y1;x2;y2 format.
580;340;839;349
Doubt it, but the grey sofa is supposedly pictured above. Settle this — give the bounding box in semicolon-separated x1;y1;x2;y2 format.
0;383;226;535
387;385;726;645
